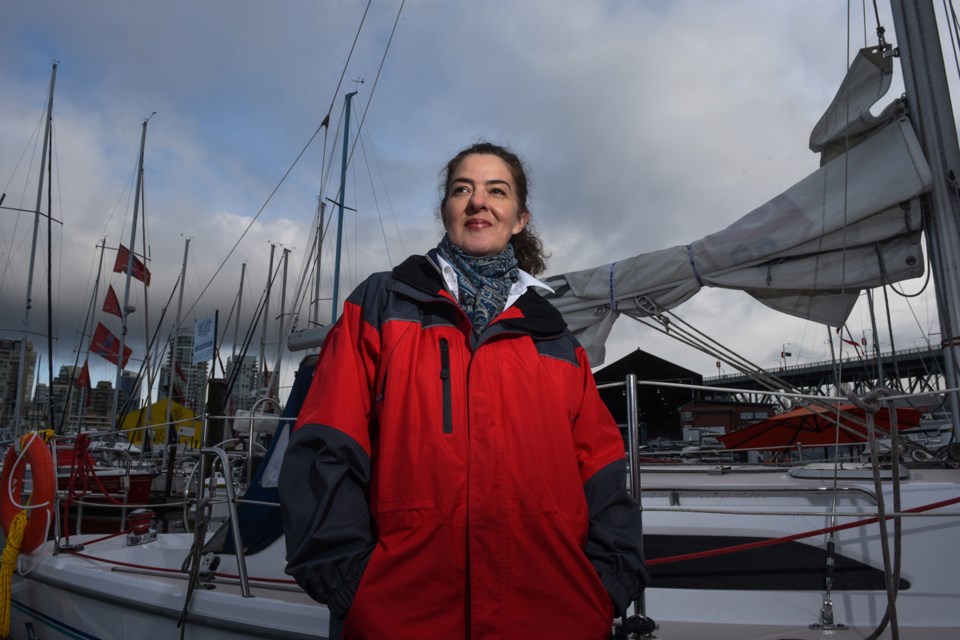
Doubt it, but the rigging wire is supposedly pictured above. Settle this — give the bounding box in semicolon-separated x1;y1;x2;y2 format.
297;0;407;331
869;0;888;50
182;1;375;322
357;125;409;267
264;0;407;369
941;0;960;82
358;131;394;268
636;307;930;444
365;126;408;259
341;0;406;173
0;107;46;302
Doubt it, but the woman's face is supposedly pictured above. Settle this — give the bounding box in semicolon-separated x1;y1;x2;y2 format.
442;153;528;257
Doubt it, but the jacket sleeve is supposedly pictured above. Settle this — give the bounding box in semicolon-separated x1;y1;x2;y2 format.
583;459;650;616
278;292;380;619
572;348;651;617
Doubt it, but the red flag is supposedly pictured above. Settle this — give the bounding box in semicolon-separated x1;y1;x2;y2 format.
172;385;186;405
89;322;132;368
113;244;151;286
103;285;123;318
835;328;863;351
173;363;188;404
76;359;90;388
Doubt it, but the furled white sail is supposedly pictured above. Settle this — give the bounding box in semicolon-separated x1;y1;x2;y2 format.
544;48;933;365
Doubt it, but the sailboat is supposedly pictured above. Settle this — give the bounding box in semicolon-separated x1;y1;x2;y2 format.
3;1;960;638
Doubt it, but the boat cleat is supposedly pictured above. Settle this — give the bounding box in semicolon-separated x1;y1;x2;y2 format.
197;552;221;581
810;600;848;632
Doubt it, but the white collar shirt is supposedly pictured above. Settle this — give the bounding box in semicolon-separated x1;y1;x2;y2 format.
434;254;554;310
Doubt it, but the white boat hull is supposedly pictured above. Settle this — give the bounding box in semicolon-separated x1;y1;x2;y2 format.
9;535;329;640
4;463;958;639
636;464;960;639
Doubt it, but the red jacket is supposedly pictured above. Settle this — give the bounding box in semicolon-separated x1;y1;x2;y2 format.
280;254;647;639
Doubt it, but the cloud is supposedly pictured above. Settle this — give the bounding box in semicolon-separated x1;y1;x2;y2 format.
0;0;946;400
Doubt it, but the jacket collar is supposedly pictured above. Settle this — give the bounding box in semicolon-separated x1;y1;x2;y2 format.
391;252;568;339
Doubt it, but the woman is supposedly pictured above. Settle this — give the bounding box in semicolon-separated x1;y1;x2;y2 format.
279;142;648;639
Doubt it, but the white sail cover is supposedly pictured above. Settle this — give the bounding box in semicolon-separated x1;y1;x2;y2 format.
544;49;934;365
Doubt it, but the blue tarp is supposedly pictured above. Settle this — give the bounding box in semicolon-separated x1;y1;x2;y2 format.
222;355;316;555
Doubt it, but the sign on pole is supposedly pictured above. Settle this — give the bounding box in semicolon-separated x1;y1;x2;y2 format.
193;312;217;364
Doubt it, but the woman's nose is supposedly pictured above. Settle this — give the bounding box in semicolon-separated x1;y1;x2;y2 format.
468;191;486;210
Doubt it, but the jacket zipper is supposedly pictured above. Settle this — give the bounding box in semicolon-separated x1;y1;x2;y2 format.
440;337;453;434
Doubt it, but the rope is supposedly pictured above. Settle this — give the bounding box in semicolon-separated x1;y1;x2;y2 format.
0;512;26;639
646;495;960;567
60;432;134;542
177;510;210;638
852;389;902;639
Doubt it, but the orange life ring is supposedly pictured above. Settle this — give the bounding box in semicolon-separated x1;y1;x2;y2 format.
0;434;55;554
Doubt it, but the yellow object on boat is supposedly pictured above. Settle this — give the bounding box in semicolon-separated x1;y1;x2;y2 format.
0;511;27;639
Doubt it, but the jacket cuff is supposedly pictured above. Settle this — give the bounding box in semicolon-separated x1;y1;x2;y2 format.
601;572;631;618
326;559;367;620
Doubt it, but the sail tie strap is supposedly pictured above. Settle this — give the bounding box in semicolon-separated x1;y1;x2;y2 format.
686;245;704;286
609;262;618;311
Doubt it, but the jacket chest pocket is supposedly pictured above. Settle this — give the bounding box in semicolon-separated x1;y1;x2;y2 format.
439;337;453;434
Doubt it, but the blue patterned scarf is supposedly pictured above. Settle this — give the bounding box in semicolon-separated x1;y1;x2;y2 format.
438;235;520;337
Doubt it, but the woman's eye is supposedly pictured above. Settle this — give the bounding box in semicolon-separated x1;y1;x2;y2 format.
490;188;506;196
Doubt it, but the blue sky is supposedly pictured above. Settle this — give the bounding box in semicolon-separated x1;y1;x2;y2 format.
1;1;952;397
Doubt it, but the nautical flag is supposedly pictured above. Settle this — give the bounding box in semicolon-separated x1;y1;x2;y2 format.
113;244;151;286
103;285;123;318
836;327;863;351
89;322;132;368
76;359;91;388
172;384;186;405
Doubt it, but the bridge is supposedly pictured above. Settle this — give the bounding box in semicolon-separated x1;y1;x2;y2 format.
700;346;948;405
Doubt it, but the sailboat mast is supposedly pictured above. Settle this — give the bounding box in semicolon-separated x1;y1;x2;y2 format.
260;242;276;397
14;62;57;435
331;91;358;320
889;0;960;439
166;237;190;426
232;262;246;362
161;236;190;498
312;200;325;327
111;117;150;427
274;246;290;399
44;105;55;428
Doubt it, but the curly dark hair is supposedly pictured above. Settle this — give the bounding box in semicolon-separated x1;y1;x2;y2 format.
438;141;548;275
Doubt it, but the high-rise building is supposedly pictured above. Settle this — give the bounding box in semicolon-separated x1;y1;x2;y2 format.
26;382;50;430
225;354;259;413
50;364;86;431
0;338;37;429
159;328;208;413
119;370;142;414
92;380;113;418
